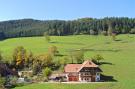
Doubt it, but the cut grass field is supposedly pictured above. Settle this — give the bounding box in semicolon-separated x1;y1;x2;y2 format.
0;34;135;89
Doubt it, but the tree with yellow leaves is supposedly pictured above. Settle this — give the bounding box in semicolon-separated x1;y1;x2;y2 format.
36;53;53;68
48;45;58;56
13;46;28;69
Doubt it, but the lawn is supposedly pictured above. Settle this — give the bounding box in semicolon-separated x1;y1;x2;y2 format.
0;34;135;89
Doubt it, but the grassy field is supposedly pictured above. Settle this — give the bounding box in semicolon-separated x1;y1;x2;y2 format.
0;34;135;89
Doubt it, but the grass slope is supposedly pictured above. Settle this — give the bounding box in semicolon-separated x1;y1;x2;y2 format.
0;34;135;89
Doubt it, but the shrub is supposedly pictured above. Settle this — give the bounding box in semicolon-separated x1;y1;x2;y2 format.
89;30;95;35
101;31;107;36
130;28;135;34
42;67;52;80
0;75;6;88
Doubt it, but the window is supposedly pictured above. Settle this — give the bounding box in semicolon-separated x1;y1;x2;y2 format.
81;78;83;80
97;73;100;76
97;78;100;81
86;72;90;76
81;73;83;76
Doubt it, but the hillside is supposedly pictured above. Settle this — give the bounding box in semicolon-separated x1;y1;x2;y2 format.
0;17;135;40
0;34;135;89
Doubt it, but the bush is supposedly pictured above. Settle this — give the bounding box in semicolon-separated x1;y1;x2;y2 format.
32;62;41;75
51;59;61;70
112;33;116;41
89;30;96;35
9;76;18;85
130;28;135;34
101;31;107;36
15;83;25;87
42;67;52;79
0;75;6;88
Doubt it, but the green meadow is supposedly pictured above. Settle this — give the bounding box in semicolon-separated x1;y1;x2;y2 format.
0;34;135;89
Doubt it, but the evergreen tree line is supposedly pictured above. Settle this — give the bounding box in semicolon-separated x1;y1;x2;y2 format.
0;17;135;39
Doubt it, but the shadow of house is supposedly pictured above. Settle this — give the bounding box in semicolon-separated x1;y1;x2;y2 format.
90;60;117;82
100;74;117;82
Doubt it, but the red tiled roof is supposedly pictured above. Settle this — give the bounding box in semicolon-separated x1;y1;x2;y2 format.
64;60;98;73
64;64;82;72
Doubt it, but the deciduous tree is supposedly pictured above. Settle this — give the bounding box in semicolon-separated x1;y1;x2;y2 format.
37;53;53;68
44;32;51;43
13;46;27;69
69;50;84;64
92;54;104;64
48;45;58;56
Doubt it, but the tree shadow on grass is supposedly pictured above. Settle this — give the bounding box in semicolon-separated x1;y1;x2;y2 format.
82;49;121;52
121;41;129;43
104;42;111;44
50;41;58;43
115;39;122;41
55;54;67;57
100;74;118;82
50;41;84;45
99;62;114;65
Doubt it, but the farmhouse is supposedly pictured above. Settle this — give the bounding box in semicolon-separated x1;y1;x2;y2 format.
64;60;102;82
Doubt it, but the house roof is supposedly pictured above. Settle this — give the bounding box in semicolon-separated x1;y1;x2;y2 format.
64;64;82;72
77;60;98;72
64;60;99;73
